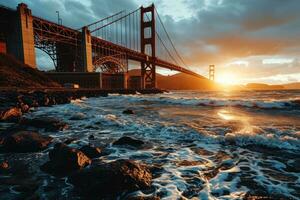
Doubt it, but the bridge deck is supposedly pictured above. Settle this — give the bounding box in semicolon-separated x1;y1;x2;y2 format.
1;4;205;79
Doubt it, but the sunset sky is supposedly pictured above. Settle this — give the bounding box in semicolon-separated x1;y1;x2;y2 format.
2;0;300;85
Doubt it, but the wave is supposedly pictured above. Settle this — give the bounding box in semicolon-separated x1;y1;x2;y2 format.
197;98;300;109
110;94;300;110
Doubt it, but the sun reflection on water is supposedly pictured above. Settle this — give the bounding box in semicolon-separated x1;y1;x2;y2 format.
217;109;235;120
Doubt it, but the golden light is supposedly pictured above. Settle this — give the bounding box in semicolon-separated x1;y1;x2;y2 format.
216;72;238;85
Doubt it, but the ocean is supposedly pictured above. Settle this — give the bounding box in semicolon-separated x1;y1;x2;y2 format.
1;90;300;199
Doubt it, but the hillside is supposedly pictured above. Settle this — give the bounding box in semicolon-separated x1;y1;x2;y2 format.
128;69;219;90
0;54;60;88
283;82;300;90
245;83;284;90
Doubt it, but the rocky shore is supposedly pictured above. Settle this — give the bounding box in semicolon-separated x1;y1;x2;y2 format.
0;88;165;122
0;88;164;199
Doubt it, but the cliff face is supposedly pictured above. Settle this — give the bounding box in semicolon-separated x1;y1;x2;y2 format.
0;53;60;88
128;69;218;90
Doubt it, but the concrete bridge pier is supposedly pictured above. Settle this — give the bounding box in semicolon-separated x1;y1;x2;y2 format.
81;26;93;72
7;3;36;67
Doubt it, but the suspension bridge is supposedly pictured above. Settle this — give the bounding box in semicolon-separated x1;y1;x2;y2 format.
0;3;206;89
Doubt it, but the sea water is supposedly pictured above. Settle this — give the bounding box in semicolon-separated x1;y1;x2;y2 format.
1;90;300;199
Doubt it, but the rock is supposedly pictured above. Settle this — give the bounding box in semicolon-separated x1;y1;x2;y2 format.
123;109;135;114
80;145;102;159
63;138;77;145
1;131;53;153
18;95;38;107
0;107;22;121
127;196;160;200
88;135;95;140
19;117;68;132
113;136;145;148
40;143;91;176
0;160;9;173
19;103;30;113
69;113;86;120
68;159;152;198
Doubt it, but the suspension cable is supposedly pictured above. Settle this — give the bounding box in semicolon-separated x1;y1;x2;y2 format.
154;7;187;68
145;13;179;65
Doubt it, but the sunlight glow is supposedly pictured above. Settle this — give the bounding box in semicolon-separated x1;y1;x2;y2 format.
217;110;235;120
216;73;238;85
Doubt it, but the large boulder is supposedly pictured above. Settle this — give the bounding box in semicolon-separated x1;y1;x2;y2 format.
1;131;53;153
68;159;152;199
19;117;68;132
40;143;91;176
113;136;145;148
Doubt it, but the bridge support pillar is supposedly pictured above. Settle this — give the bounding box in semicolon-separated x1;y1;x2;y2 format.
81;26;93;72
7;3;36;67
140;4;156;89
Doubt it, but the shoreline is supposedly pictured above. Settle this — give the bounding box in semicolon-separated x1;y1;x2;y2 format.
0;88;166;122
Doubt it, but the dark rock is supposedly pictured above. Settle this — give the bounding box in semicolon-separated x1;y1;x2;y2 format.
1;131;53;153
113;136;145;148
69;113;86;120
40;143;91;176
88;135;95;140
18;95;38;107
80;145;102;159
63;138;77;145
68;159;152;198
0;160;9;173
19;103;30;113
0;107;22;121
127;196;160;200
123;109;135;114
19;117;68;132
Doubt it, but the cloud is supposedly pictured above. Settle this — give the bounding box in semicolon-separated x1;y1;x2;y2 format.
1;0;300;84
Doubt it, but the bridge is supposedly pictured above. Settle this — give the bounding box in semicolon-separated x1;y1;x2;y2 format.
0;3;205;89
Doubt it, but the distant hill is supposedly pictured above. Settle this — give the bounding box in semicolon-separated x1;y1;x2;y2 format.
128;69;219;90
282;82;300;90
0;53;60;88
245;83;284;90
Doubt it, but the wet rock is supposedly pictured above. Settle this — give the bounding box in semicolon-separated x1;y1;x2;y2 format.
69;113;86;120
88;134;95;140
68;159;152;199
80;145;102;159
113;136;145;148
1;131;53;153
19;117;68;132
18;95;38;107
19;103;30;113
126;196;160;200
123;109;135;114
0;107;22;121
40;143;91;176
0;160;9;173
63;137;77;145
177;160;205;166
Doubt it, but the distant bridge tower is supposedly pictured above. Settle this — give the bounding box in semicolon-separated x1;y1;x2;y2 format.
140;4;156;89
209;65;215;81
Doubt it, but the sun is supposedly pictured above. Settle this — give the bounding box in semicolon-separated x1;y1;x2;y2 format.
216;73;238;85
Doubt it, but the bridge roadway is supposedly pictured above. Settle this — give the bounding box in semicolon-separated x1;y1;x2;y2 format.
0;4;205;79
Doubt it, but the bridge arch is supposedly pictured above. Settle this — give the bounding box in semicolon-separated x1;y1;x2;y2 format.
34;48;56;71
93;55;127;73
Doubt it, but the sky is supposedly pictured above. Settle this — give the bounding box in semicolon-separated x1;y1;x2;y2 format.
1;0;300;85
